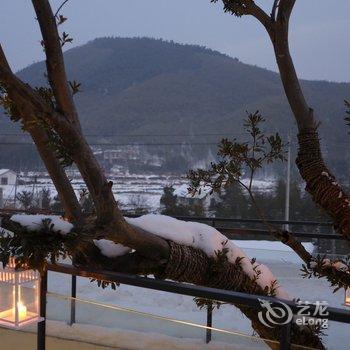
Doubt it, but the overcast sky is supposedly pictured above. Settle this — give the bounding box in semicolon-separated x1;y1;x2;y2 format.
1;0;349;82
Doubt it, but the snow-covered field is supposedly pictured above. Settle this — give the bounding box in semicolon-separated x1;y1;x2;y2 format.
1;172;185;211
0;172;275;212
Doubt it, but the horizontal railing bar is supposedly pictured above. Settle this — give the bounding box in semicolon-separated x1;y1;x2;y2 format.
47;263;350;324
173;216;333;227
0;209;332;227
219;228;344;240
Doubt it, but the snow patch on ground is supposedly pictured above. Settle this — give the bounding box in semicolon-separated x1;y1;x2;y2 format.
10;214;73;235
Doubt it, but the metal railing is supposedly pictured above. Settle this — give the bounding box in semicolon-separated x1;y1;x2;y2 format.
1;209;346;349
168;215;333;227
0;208;341;241
0;207;333;227
36;263;350;350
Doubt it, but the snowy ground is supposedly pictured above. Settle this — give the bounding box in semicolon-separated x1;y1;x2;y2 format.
0;172;275;212
1;173;184;212
30;241;348;350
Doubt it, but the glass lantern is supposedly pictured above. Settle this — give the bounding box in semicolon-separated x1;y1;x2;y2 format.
0;258;41;329
345;288;350;307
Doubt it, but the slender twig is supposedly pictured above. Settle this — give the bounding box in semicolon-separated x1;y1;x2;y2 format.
238;180;281;235
248;133;256;192
54;0;69;18
271;0;280;21
238;179;315;264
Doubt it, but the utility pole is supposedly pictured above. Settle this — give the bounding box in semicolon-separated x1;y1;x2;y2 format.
284;135;291;231
14;173;18;209
38;190;43;209
0;187;3;209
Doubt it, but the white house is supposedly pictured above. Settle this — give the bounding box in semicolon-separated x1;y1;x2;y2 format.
0;169;17;186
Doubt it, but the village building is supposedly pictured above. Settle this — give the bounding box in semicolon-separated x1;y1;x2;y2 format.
0;169;17;186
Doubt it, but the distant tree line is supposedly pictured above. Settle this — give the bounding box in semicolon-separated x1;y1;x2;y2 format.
160;179;327;222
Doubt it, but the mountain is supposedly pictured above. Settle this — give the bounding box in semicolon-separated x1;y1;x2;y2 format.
1;37;350;174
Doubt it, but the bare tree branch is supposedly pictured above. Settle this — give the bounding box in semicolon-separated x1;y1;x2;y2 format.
32;0;81;130
0;45;11;71
271;0;280;21
54;0;69;18
0;45;82;222
31;129;82;221
238;180;313;263
245;1;274;32
217;0;273;32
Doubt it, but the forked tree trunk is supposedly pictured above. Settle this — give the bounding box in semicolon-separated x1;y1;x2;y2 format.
271;11;350;240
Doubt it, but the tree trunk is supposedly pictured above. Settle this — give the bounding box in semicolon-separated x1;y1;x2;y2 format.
271;20;350;240
29;128;82;222
0;45;81;222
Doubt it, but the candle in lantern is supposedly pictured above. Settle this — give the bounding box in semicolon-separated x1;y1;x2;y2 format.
17;301;27;321
345;289;350;307
0;259;41;329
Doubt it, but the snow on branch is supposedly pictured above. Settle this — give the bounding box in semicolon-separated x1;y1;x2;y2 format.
126;214;291;300
3;213;291;299
11;214;73;235
93;239;132;258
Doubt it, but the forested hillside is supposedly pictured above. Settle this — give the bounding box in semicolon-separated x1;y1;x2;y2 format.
1;37;349;174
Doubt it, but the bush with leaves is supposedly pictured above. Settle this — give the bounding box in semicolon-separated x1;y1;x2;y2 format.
16;190;34;210
40;188;52;210
188;111;285;197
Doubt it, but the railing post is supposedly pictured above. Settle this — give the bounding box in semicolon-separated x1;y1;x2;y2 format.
37;270;47;350
279;321;292;350
206;302;213;344
70;275;77;325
